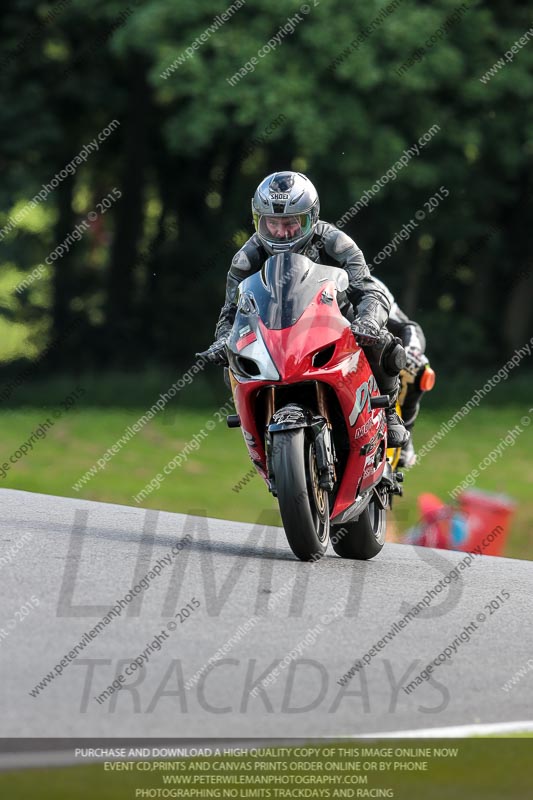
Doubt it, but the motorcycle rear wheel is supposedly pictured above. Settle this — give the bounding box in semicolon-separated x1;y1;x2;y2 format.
330;499;386;560
272;428;330;561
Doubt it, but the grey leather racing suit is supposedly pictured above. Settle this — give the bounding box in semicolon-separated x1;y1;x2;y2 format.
372;277;428;431
214;221;403;403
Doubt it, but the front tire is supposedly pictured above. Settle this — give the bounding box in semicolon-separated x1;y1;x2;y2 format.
272;428;330;561
331;499;386;560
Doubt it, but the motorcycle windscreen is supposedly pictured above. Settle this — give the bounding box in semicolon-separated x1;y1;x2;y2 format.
242;253;347;330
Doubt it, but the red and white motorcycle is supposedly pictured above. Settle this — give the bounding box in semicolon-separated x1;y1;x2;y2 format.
225;252;403;562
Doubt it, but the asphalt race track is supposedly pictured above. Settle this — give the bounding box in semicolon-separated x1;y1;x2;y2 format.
1;488;531;738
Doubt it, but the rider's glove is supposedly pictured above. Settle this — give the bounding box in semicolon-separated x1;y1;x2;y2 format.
404;343;428;376
196;336;229;366
350;316;382;347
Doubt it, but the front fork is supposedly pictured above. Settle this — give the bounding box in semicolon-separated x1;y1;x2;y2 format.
265;404;337;497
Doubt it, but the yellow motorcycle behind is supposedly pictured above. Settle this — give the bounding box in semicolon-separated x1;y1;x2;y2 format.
387;363;436;470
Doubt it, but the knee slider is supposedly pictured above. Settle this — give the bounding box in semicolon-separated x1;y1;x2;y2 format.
382;336;407;376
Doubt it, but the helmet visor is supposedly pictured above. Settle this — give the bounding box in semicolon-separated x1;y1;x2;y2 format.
254;213;313;244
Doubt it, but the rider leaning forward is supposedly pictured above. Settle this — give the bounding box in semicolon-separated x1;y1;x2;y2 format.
199;171;431;462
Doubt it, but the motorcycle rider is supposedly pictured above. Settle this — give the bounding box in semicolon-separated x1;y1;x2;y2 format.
198;172;410;448
373;277;430;467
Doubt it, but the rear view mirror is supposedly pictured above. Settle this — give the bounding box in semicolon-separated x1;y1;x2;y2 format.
334;270;349;293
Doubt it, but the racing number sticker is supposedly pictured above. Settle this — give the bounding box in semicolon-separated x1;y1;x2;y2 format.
349;375;378;426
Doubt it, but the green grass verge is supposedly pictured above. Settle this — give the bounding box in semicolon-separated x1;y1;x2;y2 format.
0;401;531;559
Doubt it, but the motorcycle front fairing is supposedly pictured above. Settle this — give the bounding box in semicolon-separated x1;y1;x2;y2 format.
226;253;387;520
228;253;351;376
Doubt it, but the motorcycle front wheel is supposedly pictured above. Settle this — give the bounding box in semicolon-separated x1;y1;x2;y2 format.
271;428;330;561
330;499;386;560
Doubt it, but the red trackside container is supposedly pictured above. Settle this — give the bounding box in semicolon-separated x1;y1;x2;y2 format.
457;489;516;556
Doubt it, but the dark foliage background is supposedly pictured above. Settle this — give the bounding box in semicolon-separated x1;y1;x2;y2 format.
1;0;532;378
